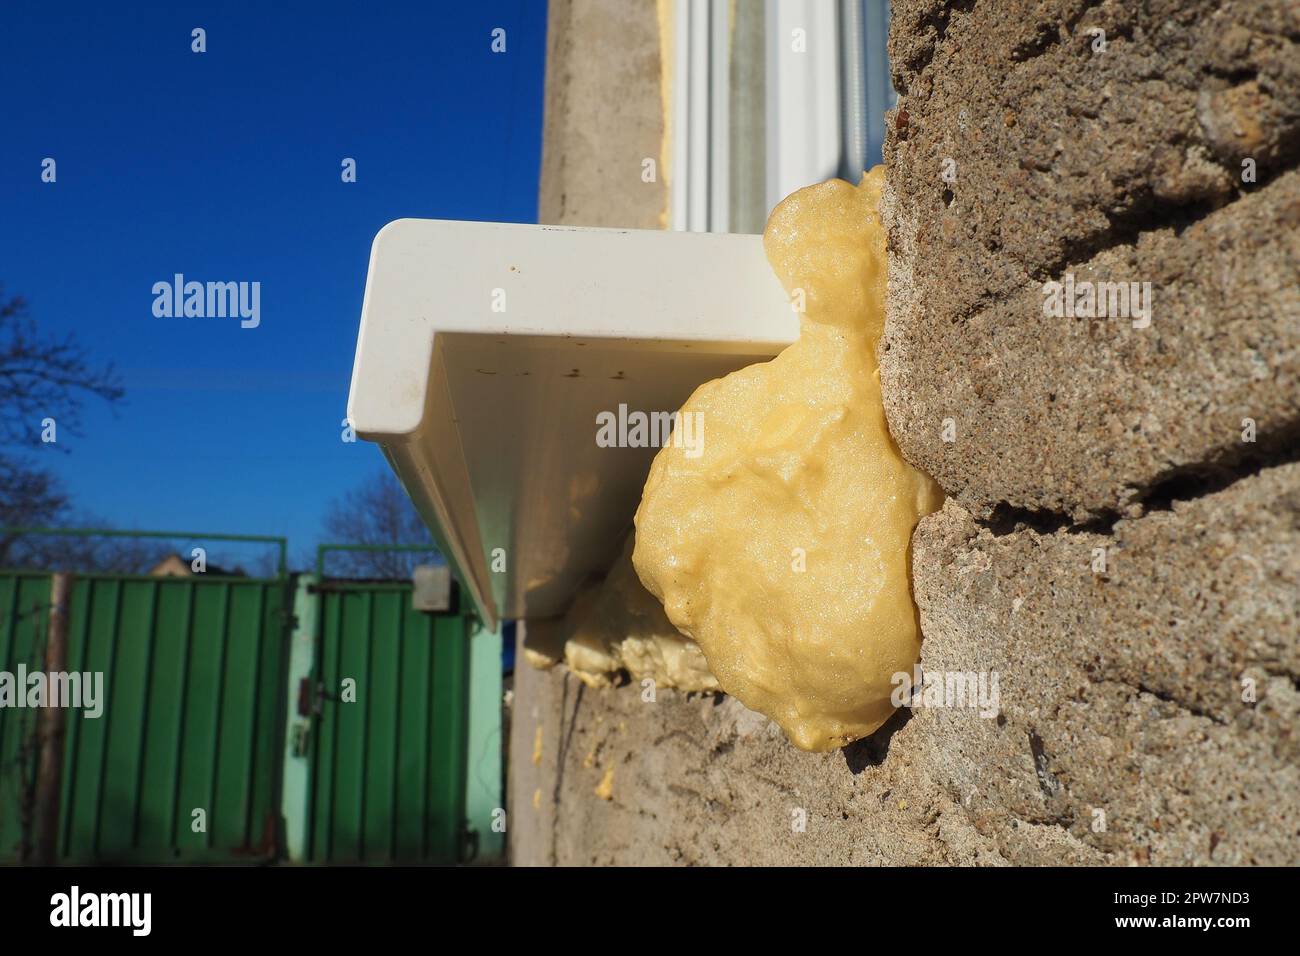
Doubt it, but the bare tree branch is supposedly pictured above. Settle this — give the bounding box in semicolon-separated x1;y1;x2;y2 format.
320;471;441;578
0;285;125;448
0;285;127;561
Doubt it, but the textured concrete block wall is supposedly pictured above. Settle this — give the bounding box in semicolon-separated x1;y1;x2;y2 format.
881;0;1299;521
878;0;1298;864
510;0;1299;865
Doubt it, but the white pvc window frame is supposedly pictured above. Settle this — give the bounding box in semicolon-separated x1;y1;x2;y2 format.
764;0;842;216
671;0;895;232
671;0;732;233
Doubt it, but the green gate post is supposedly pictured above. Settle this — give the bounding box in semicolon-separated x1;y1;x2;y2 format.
465;620;504;862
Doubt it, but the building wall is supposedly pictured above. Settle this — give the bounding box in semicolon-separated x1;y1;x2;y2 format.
536;0;670;228
509;0;1300;865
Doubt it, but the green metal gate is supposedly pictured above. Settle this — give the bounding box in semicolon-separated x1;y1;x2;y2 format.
0;532;488;867
305;576;471;864
0;570;290;864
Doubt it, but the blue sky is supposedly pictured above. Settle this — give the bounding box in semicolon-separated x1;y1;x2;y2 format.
0;1;547;568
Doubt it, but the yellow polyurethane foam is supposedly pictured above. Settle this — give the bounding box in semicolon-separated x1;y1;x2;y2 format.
564;533;719;693
632;167;943;752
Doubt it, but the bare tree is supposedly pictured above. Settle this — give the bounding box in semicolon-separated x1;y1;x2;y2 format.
0;286;125;567
0;457;68;559
0;287;124;447
4;527;160;574
320;470;441;578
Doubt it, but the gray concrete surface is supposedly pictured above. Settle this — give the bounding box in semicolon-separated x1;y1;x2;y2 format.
880;0;1300;521
537;0;669;228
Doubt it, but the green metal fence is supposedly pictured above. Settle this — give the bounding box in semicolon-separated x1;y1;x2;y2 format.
0;532;486;866
305;562;472;864
0;571;290;863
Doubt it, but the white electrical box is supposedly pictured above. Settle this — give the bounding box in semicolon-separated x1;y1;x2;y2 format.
411;563;452;613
